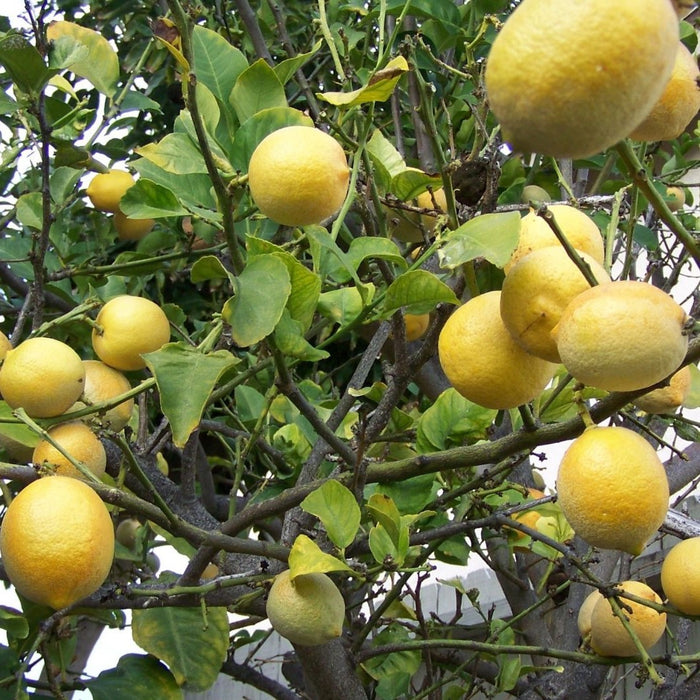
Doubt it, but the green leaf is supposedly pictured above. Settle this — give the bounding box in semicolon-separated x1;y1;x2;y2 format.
46;21;119;96
223;255;291;347
345;237;407;277
190;255;235;285
274;310;329;361
49;166;81;204
132;605;229;691
0;32;55;95
0;89;18;115
382;269;459;316
15;192;43;230
0;401;40;453
136;133;208;175
0;607;28;640
300;481;361;550
86;654;182;700
288;534;354;579
438;211;520;269
366;129;407;193
119;179;188;219
144;343;240;448
317;287;365;327
274;40;322;85
318;55;409;107
230;58;287;123
192;25;248;106
390;167;443;201
369;522;403;566
0;646;23;699
685;363;700;409
366;493;402;546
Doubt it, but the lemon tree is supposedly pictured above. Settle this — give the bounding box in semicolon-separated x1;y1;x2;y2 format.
0;2;699;699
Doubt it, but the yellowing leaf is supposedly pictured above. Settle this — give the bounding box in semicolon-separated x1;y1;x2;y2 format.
288;534;354;580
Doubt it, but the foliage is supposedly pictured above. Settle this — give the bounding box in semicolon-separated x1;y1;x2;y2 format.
0;1;698;698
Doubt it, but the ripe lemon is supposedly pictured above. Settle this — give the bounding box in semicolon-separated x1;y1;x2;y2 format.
404;313;430;341
629;43;700;143
92;295;171;371
485;0;679;158
504;488;545;543
70;360;134;431
589;580;666;657
500;247;611;363
0;337;85;418
556;426;669;555
266;569;345;646
552;281;689;392
438;291;557;410
386;187;448;242
32;422;106;480
577;589;604;639
0;330;11;361
504;205;604;274
114;210;155;241
661;537;700;615
0;475;115;609
633;365;692;414
248;126;350;227
665;186;686;212
86;170;136;213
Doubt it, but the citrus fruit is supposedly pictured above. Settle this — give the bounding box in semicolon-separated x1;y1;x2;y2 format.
577;589;604;639
505;488;545;542
589;580;666;657
0;330;11;361
92;295;171;371
504;205;604;274
70;360;134;431
500;246;611;363
32;421;106;480
404;313;430;342
484;0;679;158
629;43;700;142
0;337;85;418
556;426;669;555
438;291;557;410
248;126;350;227
266;569;345;646
633;365;692;414
386;187;448;242
114;210;155;241
665;186;686;212
661;537;700;615
115;517;142;550
552;280;689;392
201;563;219;581
0;475;115;609
86;170;136;213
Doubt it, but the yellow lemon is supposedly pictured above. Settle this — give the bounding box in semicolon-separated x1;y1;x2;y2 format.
577;589;604;639
0;337;85;418
438;291;557;410
385;187;448;242
629;43;700;142
71;360;134;431
504;488;545;543
115;517;142;550
505;205;604;273
633;365;692;414
665;186;686;212
0;475;115;609
552;280;689;392
500;247;611;363
248;126;350;227
266;569;345;646
404;313;430;342
114;210;155;241
92;295;171;371
661;537;700;615
556;426;669;555
589;580;666;657
86;170;136;213
0;330;11;361
485;0;679;158
32;421;106;480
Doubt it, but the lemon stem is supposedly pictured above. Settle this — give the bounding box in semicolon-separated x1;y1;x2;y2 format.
572;384;596;430
317;0;345;81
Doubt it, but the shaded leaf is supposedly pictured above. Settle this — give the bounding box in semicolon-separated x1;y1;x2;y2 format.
366;493;402;546
300;480;361;549
390;167;443;201
288;534;354;579
86;654;181;700
15;192;43;230
230;58;287;123
274;310;329;362
366;129;407;193
119;179;188;219
190;255;235;285
274;40;322;85
317;287;365;327
0;607;29;640
345;237;407;277
382;269;459;316
0;32;55;95
319;56;409;106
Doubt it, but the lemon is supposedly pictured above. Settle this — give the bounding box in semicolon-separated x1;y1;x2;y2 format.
248;126;350;227
438;291;557;410
0;337;85;418
505;488;545;543
404;313;430;342
552;281;689;392
201;563;219;581
500;247;611;363
0;330;11;361
32;422;106;480
661;537;700;615
505;205;604;274
629;43;700;142
665;186;686;212
71;360;134;431
577;589;604;639
92;295;171;371
115;517;142;550
589;580;666;657
114;210;155;241
0;475;115;609
386;187;448;242
485;0;679;158
86;170;136;213
633;365;692;414
266;569;345;646
556;426;669;555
